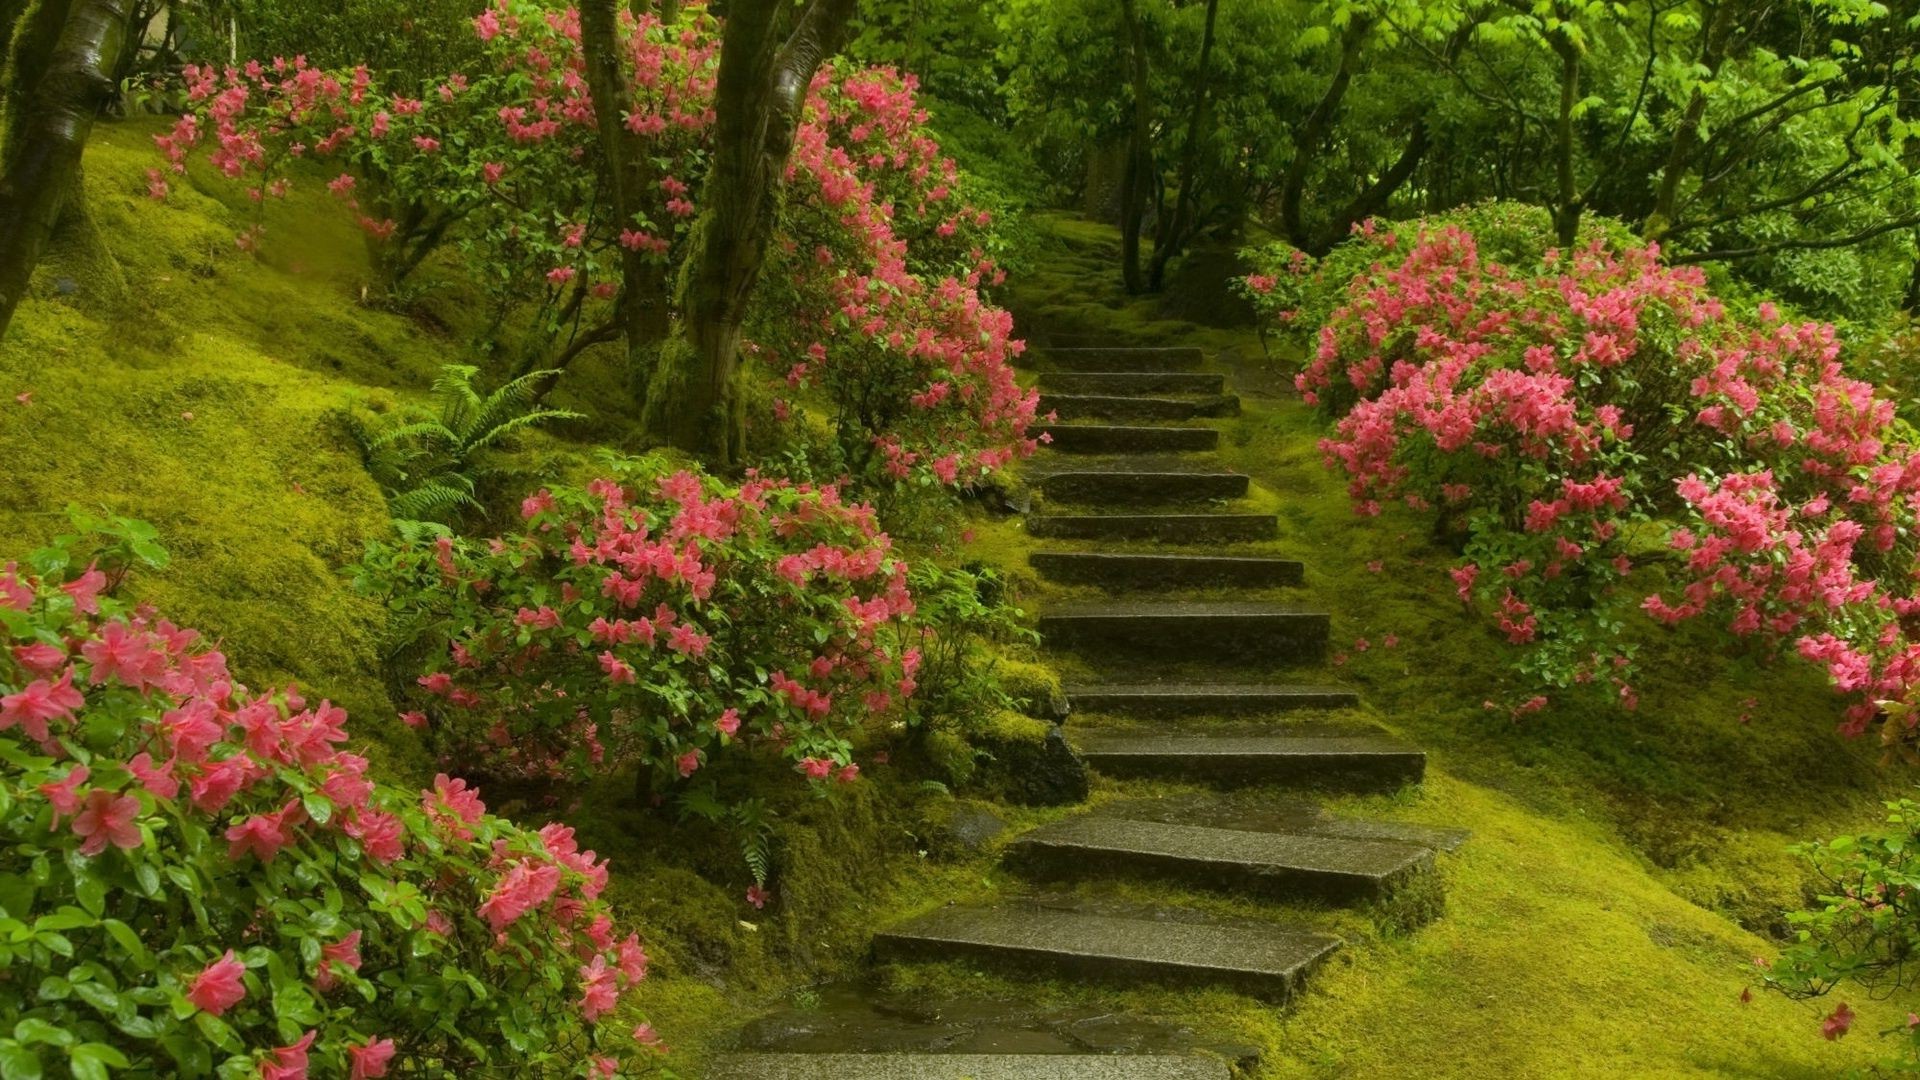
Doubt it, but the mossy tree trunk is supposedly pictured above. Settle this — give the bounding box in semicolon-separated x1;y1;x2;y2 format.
1117;0;1152;295
1146;0;1217;292
0;0;128;342
640;0;854;463
581;0;670;394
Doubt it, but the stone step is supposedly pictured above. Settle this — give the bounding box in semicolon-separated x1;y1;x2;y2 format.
1039;347;1205;372
1039;424;1219;454
1027;513;1277;543
873;906;1339;1002
1031;552;1303;589
1039;372;1226;397
709;1054;1230;1080
1039;393;1239;422
1040;602;1328;660
1007;816;1433;904
1070;732;1426;792
1035;468;1249;505
1065;682;1355;715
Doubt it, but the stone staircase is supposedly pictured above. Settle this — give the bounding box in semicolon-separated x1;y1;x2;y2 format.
716;341;1459;1077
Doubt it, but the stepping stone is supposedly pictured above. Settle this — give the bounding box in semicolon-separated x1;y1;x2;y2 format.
1040;393;1240;422
1007;816;1433;903
1040;601;1328;660
1039;372;1226;396
709;1054;1229;1080
1027;513;1277;543
1065;682;1354;714
873;906;1339;1001
1039;424;1219;454
1070;732;1425;792
1035;467;1248;505
1039;347;1205;372
1031;553;1303;589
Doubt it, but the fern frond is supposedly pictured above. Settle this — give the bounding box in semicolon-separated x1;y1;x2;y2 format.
389;478;480;522
463;407;585;454
432;364;484;437
366;419;457;450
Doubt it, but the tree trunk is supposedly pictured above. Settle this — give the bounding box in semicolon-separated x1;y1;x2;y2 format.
1146;0;1219;291
2;0;76;162
1642;2;1736;241
1330;116;1430;248
641;0;854;461
0;0;127;342
1118;0;1151;295
581;0;669;397
1549;30;1582;249
1278;14;1372;249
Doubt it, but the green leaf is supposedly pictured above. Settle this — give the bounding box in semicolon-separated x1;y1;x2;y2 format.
0;1044;43;1080
99;921;151;972
11;1019;70;1048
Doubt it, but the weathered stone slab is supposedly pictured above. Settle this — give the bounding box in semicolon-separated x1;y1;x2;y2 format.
1040;394;1200;422
1038;424;1219;454
1039;372;1226;396
1035;468;1249;505
1007;816;1432;903
873;906;1339;1001
1040;347;1206;371
1027;513;1278;543
709;1054;1230;1079
1064;682;1352;714
1071;732;1425;791
1031;553;1303;589
1040;602;1328;660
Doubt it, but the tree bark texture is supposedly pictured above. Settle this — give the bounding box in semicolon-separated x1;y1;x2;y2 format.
0;0;126;342
641;0;854;462
1278;13;1372;250
1118;0;1152;295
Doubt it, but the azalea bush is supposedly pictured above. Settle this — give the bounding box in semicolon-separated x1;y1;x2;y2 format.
1766;789;1920;1066
153;0;1039;493
1269;215;1920;737
358;457;919;791
0;518;654;1078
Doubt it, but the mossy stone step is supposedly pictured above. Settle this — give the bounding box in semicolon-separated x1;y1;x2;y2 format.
709;1054;1229;1079
873;906;1339;1002
1070;732;1425;792
1040;393;1239;422
1038;347;1205;371
1040;602;1328;660
1027;513;1277;543
1039;424;1219;454
1006;815;1433;903
1035;467;1249;505
1065;682;1353;714
1031;553;1303;589
1039;371;1226;396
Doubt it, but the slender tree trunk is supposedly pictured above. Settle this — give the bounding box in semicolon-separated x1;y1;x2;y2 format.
0;0;127;342
2;0;75;161
1146;0;1219;291
1643;2;1736;241
1118;0;1152;295
1331;117;1430;248
1549;30;1582;248
1278;14;1372;249
641;0;854;461
581;0;669;396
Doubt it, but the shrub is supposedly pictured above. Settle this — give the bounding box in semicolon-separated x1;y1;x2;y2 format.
1276;218;1920;736
356;457;918;793
1767;788;1920;1066
0;520;652;1078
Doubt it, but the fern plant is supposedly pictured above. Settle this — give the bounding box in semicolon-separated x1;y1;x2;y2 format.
355;364;581;523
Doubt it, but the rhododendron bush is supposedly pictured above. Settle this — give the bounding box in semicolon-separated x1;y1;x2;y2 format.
0;528;651;1078
358;459;917;791
153;0;1037;490
1268;218;1920;737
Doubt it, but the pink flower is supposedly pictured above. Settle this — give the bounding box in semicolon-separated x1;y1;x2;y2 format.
634;1022;667;1051
71;789;142;855
745;884;768;909
348;1037;396;1079
578;954;620;1021
399;710;428;730
714;708;741;737
225;802;300;862
1823;1002;1855;1040
39;764;88;823
61;565;107;614
2;667;86;741
315;930;363;991
482;161;505;185
262;1030;315;1080
676;749;701;777
411;135;441;153
547;266;576;285
187;950;247;1015
799;756;833;780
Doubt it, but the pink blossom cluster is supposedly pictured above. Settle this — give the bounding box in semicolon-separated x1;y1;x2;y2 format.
1287;220;1920;731
0;558;651;1076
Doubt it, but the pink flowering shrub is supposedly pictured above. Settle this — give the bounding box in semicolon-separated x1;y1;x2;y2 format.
357;458;918;790
0;525;652;1078
153;1;1037;491
1276;214;1920;735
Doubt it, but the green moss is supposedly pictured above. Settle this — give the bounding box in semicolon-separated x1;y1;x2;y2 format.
994;655;1067;719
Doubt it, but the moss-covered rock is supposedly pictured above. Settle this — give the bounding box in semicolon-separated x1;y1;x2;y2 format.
969;711;1088;806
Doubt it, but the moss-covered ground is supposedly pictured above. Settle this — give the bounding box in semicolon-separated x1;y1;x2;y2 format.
7;125;1917;1076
